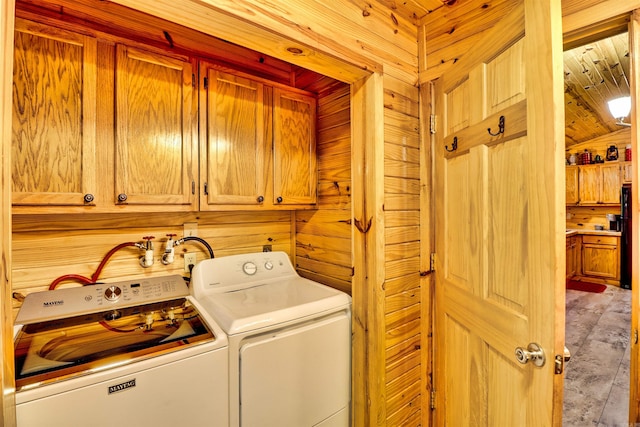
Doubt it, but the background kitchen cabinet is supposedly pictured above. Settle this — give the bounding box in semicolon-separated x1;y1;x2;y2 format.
581;234;620;281
115;44;197;209
11;19;97;209
566;235;581;279
566;166;579;205
600;163;622;204
622;161;633;183
577;163;621;205
199;66;317;210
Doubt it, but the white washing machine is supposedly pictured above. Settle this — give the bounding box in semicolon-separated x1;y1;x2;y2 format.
13;275;229;427
190;251;352;427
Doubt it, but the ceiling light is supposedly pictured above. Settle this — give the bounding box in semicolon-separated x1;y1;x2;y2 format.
607;96;632;127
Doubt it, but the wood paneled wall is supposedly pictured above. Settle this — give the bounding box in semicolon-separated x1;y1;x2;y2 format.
382;74;423;425
296;84;353;295
11;211;294;308
565;127;632;160
1;0;15;423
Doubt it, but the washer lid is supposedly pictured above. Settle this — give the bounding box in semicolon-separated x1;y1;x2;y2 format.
196;277;351;335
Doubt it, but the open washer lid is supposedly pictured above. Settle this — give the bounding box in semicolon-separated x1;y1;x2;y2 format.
190;252;351;335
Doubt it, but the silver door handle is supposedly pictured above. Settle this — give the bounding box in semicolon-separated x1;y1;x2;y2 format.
515;343;545;367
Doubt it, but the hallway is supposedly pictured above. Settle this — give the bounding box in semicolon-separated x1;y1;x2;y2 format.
563;285;631;426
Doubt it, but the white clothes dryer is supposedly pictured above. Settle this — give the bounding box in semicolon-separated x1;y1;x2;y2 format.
190;251;352;427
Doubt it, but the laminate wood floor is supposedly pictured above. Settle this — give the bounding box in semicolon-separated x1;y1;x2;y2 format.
563;285;631;426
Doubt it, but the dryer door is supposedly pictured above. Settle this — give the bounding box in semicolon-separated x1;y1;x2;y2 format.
239;311;350;426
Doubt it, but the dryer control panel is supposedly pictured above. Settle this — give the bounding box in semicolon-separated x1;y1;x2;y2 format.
191;252;297;296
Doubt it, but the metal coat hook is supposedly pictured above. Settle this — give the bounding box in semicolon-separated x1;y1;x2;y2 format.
445;136;458;152
487;115;505;136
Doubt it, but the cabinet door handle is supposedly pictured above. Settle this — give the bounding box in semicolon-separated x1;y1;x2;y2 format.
83;193;95;203
257;195;264;203
276;196;283;203
117;193;128;202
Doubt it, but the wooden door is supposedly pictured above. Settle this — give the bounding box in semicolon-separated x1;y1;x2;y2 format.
433;1;565;425
12;18;97;207
273;87;317;205
115;44;196;208
199;66;266;207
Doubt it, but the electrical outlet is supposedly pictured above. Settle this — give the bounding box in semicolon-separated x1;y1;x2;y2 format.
183;222;198;237
184;253;197;273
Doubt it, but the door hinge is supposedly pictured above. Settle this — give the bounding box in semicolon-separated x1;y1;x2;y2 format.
430;114;437;134
430;390;436;410
430;253;436;272
192;73;196;88
191;180;195;195
203;76;208;89
203;182;208;195
635;329;638;344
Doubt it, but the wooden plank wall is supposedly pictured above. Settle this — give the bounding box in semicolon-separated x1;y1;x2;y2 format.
382;75;423;425
11;211;293;313
565;127;632;160
296;83;353;295
1;0;15;423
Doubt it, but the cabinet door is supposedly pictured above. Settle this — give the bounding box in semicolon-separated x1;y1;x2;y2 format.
600;163;621;204
622;161;632;183
115;45;196;208
566;166;579;204
12;19;97;207
273;88;317;205
581;235;619;280
566;237;580;279
200;66;265;207
578;165;600;204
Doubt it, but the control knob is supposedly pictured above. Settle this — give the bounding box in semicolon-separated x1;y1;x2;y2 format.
104;285;122;301
242;262;258;275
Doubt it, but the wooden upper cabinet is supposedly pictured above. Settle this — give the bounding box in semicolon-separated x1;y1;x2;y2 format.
115;44;196;209
600;163;622;204
566;166;579;204
578;165;600;204
12;19;97;208
200;66;317;210
273;88;317;206
200;66;266;208
577;163;621;205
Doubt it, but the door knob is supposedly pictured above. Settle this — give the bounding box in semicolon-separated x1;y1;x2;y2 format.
515;343;545;367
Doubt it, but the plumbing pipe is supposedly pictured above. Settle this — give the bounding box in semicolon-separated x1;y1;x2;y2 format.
49;274;94;290
175;236;215;258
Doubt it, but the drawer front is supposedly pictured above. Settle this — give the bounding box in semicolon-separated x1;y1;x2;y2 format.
581;235;618;246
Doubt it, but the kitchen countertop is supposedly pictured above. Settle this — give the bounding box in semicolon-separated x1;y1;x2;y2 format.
566;229;621;237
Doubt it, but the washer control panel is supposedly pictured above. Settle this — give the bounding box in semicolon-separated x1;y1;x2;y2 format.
15;275;189;325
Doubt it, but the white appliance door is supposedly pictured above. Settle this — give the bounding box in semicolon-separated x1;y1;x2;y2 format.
16;348;228;427
239;312;350;427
